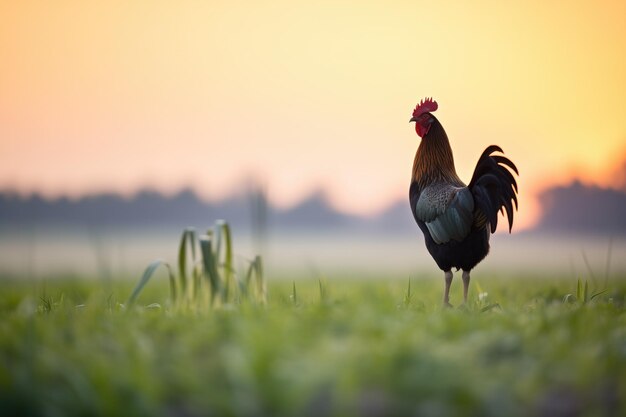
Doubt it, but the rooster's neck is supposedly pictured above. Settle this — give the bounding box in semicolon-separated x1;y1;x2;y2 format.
411;117;463;189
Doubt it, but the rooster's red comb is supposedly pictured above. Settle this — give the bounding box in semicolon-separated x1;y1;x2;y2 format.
412;97;438;118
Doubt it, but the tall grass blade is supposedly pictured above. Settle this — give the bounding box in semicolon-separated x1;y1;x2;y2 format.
590;289;609;301
178;228;197;298
213;224;223;300
216;220;234;301
292;281;297;306
128;260;176;307
576;278;582;301
199;235;221;304
178;231;188;292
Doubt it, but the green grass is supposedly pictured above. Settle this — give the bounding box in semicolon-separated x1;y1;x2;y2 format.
0;274;625;417
127;221;266;311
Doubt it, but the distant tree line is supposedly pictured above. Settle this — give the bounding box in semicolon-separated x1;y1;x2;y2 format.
1;182;625;235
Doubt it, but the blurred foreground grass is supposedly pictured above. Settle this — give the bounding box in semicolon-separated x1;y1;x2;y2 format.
0;275;625;417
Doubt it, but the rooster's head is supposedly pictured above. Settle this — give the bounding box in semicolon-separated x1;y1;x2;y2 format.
410;97;438;138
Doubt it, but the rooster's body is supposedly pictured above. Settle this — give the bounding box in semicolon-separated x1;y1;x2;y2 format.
408;98;518;305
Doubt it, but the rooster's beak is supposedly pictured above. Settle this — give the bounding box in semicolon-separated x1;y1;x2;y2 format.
409;116;417;123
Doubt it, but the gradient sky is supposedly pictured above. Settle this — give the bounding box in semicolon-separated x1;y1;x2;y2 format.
1;1;625;230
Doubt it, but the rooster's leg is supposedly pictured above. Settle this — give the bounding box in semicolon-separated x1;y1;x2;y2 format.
462;270;470;303
443;270;453;307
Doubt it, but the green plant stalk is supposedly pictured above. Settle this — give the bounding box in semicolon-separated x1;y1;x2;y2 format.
178;228;197;300
200;236;222;305
215;220;234;301
127;260;176;307
131;221;264;309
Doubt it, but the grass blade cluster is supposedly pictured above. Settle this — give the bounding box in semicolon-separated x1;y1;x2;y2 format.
127;220;264;309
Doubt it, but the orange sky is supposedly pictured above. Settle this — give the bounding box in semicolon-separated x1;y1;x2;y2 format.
1;1;625;230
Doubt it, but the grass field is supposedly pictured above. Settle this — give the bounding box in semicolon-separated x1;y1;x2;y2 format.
0;272;625;417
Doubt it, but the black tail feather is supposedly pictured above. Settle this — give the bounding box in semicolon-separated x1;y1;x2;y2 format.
492;155;519;191
492;154;519;174
469;146;518;233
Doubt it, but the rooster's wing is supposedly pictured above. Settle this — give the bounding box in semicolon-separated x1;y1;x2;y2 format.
413;183;475;244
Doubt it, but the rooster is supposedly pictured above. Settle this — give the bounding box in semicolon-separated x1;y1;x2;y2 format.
408;98;518;306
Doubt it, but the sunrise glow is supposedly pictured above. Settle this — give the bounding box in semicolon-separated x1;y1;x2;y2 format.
1;1;625;231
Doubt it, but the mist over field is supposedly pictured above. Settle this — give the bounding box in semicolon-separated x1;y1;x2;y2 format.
2;228;624;279
1;178;625;279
